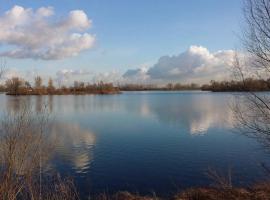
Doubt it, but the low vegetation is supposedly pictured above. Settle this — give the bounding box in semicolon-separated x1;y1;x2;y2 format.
96;168;270;200
0;105;79;199
95;183;270;200
174;183;270;200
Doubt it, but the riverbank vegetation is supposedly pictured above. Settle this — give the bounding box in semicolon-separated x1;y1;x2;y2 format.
201;78;270;92
0;105;78;199
96;184;270;200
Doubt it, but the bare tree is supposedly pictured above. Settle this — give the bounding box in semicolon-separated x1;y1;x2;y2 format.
226;0;270;103
35;76;42;89
5;77;23;95
0;104;50;199
47;78;55;94
243;0;270;75
0;60;78;199
233;0;270;149
48;78;54;89
0;104;79;200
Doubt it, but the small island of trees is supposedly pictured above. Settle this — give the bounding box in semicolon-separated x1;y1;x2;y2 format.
3;76;120;95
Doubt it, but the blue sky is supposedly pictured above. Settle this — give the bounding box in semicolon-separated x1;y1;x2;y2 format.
0;0;242;84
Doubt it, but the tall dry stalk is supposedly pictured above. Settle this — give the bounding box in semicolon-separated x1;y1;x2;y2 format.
0;104;50;199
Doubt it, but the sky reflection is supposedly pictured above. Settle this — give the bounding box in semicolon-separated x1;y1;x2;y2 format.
49;122;96;174
4;92;235;136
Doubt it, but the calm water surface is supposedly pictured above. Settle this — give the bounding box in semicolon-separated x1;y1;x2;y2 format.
1;91;270;198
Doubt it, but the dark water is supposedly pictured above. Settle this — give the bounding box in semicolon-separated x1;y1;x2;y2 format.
2;91;270;198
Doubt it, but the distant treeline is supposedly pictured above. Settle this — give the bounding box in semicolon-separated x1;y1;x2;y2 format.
201;78;270;92
2;76;270;95
119;83;200;91
2;76;120;95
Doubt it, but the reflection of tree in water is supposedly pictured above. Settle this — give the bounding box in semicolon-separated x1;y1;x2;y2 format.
48;95;53;113
4;97;96;174
6;96;32;113
6;95;54;114
35;95;43;113
49;122;96;174
53;95;119;113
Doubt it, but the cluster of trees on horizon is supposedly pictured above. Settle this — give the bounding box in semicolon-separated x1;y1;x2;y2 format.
119;82;200;91
201;78;270;92
1;76;120;95
121;79;270;92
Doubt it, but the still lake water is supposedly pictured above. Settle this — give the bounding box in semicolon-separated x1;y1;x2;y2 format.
1;91;270;198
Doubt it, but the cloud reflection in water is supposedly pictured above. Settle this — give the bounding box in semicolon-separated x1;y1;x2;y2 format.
49;122;96;174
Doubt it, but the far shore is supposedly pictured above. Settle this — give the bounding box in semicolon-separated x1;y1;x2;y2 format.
5;89;270;95
6;90;121;96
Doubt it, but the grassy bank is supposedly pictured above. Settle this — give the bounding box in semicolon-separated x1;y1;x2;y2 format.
95;183;270;200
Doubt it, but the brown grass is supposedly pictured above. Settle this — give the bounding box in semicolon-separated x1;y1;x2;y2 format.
0;104;79;200
174;183;270;200
88;184;270;200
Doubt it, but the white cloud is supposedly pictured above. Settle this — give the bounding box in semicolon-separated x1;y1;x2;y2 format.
123;46;236;84
1;45;240;85
0;68;40;84
36;6;54;17
2;68;21;80
122;67;149;83
147;46;235;83
0;5;95;60
92;71;122;83
56;69;90;85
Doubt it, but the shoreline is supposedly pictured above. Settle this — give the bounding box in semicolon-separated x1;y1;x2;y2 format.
87;183;270;200
5;90;121;96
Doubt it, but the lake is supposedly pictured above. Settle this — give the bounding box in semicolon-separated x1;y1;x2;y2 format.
1;91;270;198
